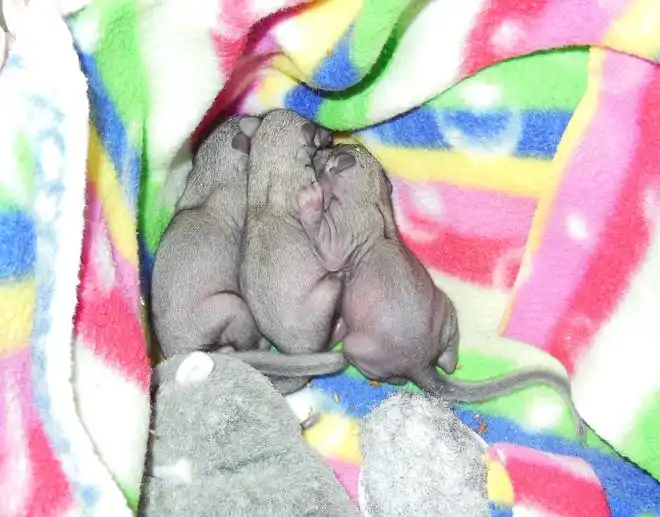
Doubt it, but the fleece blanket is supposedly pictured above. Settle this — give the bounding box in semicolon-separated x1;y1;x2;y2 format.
2;0;660;515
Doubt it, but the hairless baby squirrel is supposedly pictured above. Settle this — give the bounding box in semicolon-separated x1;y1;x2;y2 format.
235;142;585;437
237;109;350;392
150;116;269;357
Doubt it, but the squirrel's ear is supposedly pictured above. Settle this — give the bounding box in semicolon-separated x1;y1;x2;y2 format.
314;127;332;148
238;116;261;138
329;153;356;174
175;352;214;385
301;122;316;146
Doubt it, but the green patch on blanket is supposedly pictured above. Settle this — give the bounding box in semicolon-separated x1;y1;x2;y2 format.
0;133;35;209
429;47;590;112
331;342;610;449
91;0;148;137
350;0;412;73
315;0;430;129
622;390;660;480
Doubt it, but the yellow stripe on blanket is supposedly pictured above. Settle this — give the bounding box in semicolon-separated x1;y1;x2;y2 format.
605;0;660;60
304;412;362;464
366;145;554;199
257;72;298;111
486;455;515;506
87;126;139;267
0;280;35;352
273;0;363;77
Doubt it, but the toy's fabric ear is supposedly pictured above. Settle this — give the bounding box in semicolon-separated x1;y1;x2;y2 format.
359;392;489;517
152;457;194;485
328;152;356;174
175;352;214;385
302;122;316;146
239;116;261;138
231;133;250;154
314;127;332;148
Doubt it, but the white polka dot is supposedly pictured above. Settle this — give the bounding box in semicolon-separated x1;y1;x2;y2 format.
460;82;502;109
526;396;564;432
492;247;524;291
391;193;438;243
565;212;589;241
410;185;444;219
437;109;522;157
490;19;524;54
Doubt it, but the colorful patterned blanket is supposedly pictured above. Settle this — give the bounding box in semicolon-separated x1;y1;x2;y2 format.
2;0;660;515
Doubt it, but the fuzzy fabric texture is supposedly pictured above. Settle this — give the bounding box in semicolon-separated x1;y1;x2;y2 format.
140;351;360;517
359;392;490;517
0;0;136;515
2;0;660;515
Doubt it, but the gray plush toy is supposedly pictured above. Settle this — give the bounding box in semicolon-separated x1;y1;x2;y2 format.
139;351;360;517
358;392;490;517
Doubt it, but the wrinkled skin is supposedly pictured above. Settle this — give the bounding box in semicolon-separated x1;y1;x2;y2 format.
238;109;339;392
305;144;585;437
304;144;460;387
151;116;267;357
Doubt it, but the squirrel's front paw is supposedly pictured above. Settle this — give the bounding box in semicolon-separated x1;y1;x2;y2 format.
297;182;325;226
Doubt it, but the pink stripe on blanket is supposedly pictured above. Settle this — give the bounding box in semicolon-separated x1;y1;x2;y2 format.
74;184;150;390
462;0;629;77
84;187;141;319
212;0;306;73
504;52;654;352
73;280;151;391
524;0;629;50
213;0;252;72
489;444;610;517
0;351;74;517
393;183;529;288
547;61;660;372
401;227;525;289
393;180;536;240
26;414;76;517
326;458;360;504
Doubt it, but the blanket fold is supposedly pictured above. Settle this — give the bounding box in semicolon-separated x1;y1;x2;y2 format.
2;0;660;515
